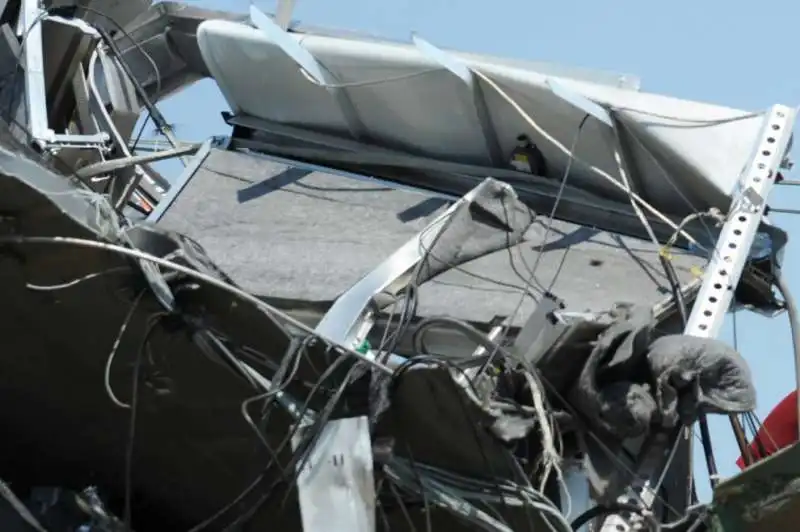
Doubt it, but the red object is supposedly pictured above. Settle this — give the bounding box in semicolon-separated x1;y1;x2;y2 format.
736;389;799;469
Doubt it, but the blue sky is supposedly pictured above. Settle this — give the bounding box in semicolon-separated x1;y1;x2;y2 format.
155;0;800;502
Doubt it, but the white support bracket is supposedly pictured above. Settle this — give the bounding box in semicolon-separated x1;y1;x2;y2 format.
412;36;504;166
18;0;110;150
249;5;367;141
18;0;51;146
600;104;796;532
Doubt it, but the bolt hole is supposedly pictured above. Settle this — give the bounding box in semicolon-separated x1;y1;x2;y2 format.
738;215;747;222
719;270;728;276
699;324;708;330
772;124;781;130
714;283;722;289
704;310;712;316
710;296;718;303
728;243;737;248
763;150;771;156
768;137;776;143
734;229;742;235
754;177;761;182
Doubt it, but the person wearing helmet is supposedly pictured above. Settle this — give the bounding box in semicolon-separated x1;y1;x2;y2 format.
509;133;547;177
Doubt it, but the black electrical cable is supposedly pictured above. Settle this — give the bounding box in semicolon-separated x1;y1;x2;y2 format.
659;254;688;326
380;178;542;362
387;357;519;531
570;502;661;531
411;315;504;363
377;283;419;362
658;252;720;493
189;352;356;531
525;114;590;296
404;444;434;532
63;5;166;153
123;311;168;528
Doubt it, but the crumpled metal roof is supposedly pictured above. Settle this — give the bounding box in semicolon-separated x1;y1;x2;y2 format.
159;149;704;324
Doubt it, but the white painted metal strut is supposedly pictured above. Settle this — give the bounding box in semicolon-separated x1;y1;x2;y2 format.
18;0;51;146
249;5;367;141
412;36;504;165
18;0;109;150
599;104;796;532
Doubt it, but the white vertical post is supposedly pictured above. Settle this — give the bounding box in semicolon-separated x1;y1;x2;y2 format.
19;0;53;146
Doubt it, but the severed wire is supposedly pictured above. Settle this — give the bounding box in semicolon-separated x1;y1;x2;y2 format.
0;478;48;532
104;291;146;409
0;233;391;374
388;350;559;530
470;67;703;251
64;4;166;155
388;356;515;529
123;311;167;528
299;64;443;88
188;349;356;530
527;113;589;295
25;266;130;291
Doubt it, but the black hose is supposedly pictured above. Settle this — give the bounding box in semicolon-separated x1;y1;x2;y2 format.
659;254;720;487
659;254;688;326
775;269;800;441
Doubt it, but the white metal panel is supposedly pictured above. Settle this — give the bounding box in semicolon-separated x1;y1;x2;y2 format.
196;18;767;218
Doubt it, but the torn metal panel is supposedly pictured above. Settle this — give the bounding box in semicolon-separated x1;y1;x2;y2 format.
0;133;296;530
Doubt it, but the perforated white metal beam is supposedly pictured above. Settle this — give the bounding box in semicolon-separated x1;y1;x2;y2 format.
249;5;367;141
600;103;796;532
685;104;795;338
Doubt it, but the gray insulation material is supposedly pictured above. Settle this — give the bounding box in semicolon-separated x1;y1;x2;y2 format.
158;149;705;323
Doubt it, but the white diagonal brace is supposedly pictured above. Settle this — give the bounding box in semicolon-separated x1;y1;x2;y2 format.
545;78;613;127
413;35;504;165
250;5;366;141
275;0;297;30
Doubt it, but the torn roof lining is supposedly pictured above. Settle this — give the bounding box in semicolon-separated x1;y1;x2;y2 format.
157;148;705;325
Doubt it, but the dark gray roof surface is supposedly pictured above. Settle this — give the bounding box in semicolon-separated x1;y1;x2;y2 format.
158;149;704;324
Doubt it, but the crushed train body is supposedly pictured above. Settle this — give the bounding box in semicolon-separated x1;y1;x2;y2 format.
0;1;796;531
